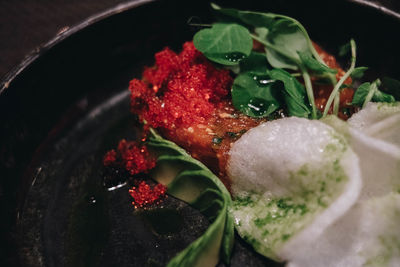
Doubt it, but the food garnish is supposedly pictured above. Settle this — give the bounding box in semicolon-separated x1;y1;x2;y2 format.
102;3;400;266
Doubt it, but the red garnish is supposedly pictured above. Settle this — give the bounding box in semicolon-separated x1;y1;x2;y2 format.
103;139;156;175
103;149;117;166
129;181;167;209
117;139;156;175
103;140;164;209
129;41;232;132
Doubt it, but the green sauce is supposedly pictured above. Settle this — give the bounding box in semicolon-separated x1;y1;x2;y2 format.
231;156;348;260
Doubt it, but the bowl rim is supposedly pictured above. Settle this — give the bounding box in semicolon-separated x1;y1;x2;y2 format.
0;0;156;95
0;0;399;95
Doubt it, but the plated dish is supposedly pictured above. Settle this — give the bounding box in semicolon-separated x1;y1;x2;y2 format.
1;0;400;266
117;3;400;266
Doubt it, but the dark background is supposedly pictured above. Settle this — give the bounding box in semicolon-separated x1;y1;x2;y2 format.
0;0;136;80
0;0;400;81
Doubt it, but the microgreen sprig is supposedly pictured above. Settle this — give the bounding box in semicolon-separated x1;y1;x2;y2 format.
193;4;396;120
323;39;356;117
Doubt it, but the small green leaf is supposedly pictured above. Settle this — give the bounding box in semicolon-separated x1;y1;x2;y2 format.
231;72;281;118
352;79;396;107
237;11;276;28
254;26;300;70
265;47;299;70
210;3;238;18
350;66;368;79
352;82;371;106
193;23;252;65
268;69;311;118
382;77;400;100
211;3;276;28
298;51;337;74
265;19;308;65
372;89;396;103
239;51;270;73
338;42;351;57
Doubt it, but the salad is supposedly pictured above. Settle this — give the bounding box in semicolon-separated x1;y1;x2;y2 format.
103;3;400;267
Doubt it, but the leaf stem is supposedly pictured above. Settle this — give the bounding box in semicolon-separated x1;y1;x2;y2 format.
322;39;356;118
362;79;381;108
301;68;317;119
187;23;212;28
333;93;340;115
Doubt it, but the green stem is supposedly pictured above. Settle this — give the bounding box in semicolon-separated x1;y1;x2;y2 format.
333;92;340;115
362;79;381;108
322;39;356;118
187;23;212;28
301;68;317;119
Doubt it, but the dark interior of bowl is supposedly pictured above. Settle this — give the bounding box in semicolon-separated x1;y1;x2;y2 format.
1;0;399;266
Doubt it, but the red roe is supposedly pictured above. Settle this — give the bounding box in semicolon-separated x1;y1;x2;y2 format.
103;140;166;209
103;139;156;175
103;149;117;166
129;41;233;133
129;181;167;209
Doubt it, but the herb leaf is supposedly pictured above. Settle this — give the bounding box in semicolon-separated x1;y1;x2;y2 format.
193;23;253;65
350;66;368;79
352;82;371;106
352;79;396;107
211;4;325;67
338;42;351;57
231;72;281;117
239;51;270;74
211;4;337;119
372;88;396;103
298;51;337;74
382;77;400;100
268;68;311;117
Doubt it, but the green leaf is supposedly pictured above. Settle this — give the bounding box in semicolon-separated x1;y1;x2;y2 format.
210;3;238;18
236;11;276;28
372;88;396;103
211;4;329;118
352;79;396;107
255;26;299;70
264;19;307;69
193;23;252;65
298;51;337;74
352;82;371;106
382;76;400;100
239;51;270;74
211;3;276;28
338;42;351;57
212;5;312;69
350;66;368;79
268;68;311;117
231;72;281;118
265;47;299;70
147;130;234;266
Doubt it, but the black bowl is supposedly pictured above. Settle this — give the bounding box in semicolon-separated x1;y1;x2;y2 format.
1;0;399;266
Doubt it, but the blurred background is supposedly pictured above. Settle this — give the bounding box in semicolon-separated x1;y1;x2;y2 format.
0;0;399;80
